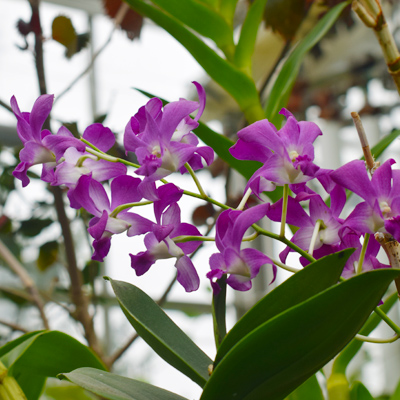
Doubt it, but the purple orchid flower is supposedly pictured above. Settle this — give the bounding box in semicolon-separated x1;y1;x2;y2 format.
52;123;127;208
331;159;400;241
339;232;389;278
130;183;202;292
267;186;346;264
124;82;214;200
207;203;276;293
72;174;154;262
230;108;322;196
11;94;57;186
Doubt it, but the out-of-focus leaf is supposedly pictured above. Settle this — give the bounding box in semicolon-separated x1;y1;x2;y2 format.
150;0;234;58
107;278;212;388
60;368;188;400
82;260;101;286
124;0;265;123
201;269;399;400
367;129;400;161
51;16;89;59
218;0;238;24
234;0;268;71
285;374;324;400
264;0;312;41
264;1;350;127
390;376;400;400
37;240;59;271
350;381;374;400
45;382;96;400
103;0;143;40
19;218;53;237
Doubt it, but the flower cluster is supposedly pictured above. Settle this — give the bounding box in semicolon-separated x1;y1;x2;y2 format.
12;85;397;294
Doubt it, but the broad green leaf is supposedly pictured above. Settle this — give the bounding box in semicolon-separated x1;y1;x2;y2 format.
332;291;398;375
201;268;400;400
124;0;265;123
107;278;212;388
149;0;234;58
350;381;374;400
285;374;324;400
1;331;106;400
60;368;188;400
19;217;53;237
215;249;353;365
234;0;268;71
264;1;350;127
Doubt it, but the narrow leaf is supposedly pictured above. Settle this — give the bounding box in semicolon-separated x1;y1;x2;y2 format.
107;278;212;388
367;129;400;161
201;269;400;400
215;249;353;365
149;0;234;58
124;0;265;123
264;1;350;127
60;368;188;400
350;381;374;400
234;0;268;71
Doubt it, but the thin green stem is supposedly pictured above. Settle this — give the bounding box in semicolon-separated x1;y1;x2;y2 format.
109;201;153;218
184;162;206;197
308;220;321;257
373;306;400;335
182;189;231;210
242;232;259;242
173;235;215;243
355;333;399;344
356;233;370;274
84;143;140;168
253;224;316;263
280;184;289;238
271;258;301;273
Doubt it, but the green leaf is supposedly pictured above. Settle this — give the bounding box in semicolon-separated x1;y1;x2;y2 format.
215;249;353;365
149;0;234;58
1;331;106;400
60;367;188;400
264;1;350;127
390;376;400;400
285;374;324;400
107;278;212;388
45;382;97;400
367;129;400;161
201;268;400;400
124;0;265;123
234;0;268;71
350;381;374;400
37;240;59;271
0;331;42;358
19;218;53;237
331;291;398;376
218;0;238;25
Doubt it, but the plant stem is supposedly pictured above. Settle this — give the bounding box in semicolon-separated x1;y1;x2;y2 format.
355;333;399;343
279;184;289;238
185;162;207;197
236;188;252;210
356;233;370;274
212;276;227;350
353;0;400;96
